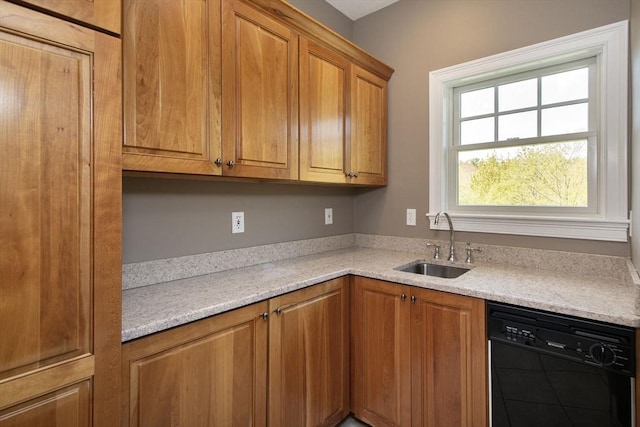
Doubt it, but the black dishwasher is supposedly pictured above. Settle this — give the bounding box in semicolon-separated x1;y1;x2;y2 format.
488;302;635;427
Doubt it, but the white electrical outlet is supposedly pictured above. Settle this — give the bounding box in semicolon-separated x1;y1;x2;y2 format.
324;208;333;225
232;211;245;233
406;209;417;226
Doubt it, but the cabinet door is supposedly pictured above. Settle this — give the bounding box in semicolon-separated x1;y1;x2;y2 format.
349;65;388;185
269;277;350;426
352;277;411;427
122;302;268;427
0;381;90;427
14;0;120;34
299;38;350;184
222;0;299;180
122;0;222;175
410;288;487;427
0;4;122;426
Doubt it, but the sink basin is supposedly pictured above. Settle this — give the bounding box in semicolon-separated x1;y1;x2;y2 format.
396;261;470;279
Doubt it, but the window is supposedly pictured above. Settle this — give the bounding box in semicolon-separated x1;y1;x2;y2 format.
429;21;629;241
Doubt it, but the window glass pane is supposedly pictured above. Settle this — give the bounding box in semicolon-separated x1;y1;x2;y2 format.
457;140;588;207
498;78;537;112
498;111;537;140
460;87;494;118
541;103;588;136
460;117;494;145
542;68;588;105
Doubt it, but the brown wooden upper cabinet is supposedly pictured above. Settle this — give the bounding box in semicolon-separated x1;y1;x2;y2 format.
299;38;350;183
122;0;393;184
221;0;299;180
0;2;122;426
349;65;388;185
13;0;120;34
122;0;223;175
299;38;389;185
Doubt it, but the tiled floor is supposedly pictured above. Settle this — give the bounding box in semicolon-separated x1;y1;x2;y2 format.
338;415;369;426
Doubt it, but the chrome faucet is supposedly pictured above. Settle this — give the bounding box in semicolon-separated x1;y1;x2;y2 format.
434;211;456;263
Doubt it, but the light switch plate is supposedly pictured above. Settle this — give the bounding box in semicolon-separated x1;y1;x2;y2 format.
406;209;417;226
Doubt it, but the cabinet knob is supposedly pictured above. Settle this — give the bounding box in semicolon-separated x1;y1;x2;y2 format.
401;293;406;301
214;158;222;166
227;160;235;168
411;295;416;303
260;312;268;320
274;307;282;315
346;172;353;178
353;173;359;178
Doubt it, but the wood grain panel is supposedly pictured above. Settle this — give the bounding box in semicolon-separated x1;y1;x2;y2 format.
299;38;350;183
0;356;94;410
0;4;122;425
122;302;268;427
351;277;411;427
350;65;387;185
123;0;222;174
0;380;90;427
222;0;298;179
411;289;487;427
13;0;121;34
268;277;350;426
0;27;91;380
91;30;122;427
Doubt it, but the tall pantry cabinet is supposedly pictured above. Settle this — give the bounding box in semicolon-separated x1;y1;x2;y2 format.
0;2;122;426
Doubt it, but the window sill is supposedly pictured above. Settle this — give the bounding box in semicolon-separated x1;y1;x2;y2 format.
427;213;629;242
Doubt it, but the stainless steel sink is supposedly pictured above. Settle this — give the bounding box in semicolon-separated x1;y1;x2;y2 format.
396;261;470;278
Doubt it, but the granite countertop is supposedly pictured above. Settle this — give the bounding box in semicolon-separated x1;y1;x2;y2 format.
122;247;640;342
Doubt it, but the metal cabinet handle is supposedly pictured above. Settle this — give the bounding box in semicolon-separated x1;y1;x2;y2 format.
227;160;235;168
214;158;222;166
346;172;353;178
353;173;358;178
260;312;268;320
411;295;416;303
401;293;406;301
274;307;282;315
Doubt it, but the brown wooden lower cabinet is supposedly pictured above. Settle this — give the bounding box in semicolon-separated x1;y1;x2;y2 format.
122;276;487;427
121;277;349;427
121;301;268;427
351;276;488;427
269;277;350;426
351;277;412;426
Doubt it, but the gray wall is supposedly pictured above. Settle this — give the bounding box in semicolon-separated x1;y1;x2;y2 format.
350;0;631;256
632;0;640;270
123;178;355;263
287;0;353;39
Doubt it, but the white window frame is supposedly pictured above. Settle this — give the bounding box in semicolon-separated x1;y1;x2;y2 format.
428;21;629;242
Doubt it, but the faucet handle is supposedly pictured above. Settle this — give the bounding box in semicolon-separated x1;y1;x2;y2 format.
427;242;441;260
465;243;482;264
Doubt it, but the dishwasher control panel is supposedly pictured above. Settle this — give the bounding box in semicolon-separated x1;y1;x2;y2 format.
488;302;635;376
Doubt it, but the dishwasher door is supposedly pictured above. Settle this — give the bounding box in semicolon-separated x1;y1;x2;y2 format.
490;339;634;427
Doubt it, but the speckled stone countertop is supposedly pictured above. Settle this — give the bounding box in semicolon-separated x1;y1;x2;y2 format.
122;246;640;342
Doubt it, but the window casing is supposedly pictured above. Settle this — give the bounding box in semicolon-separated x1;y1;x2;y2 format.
428;21;629;241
